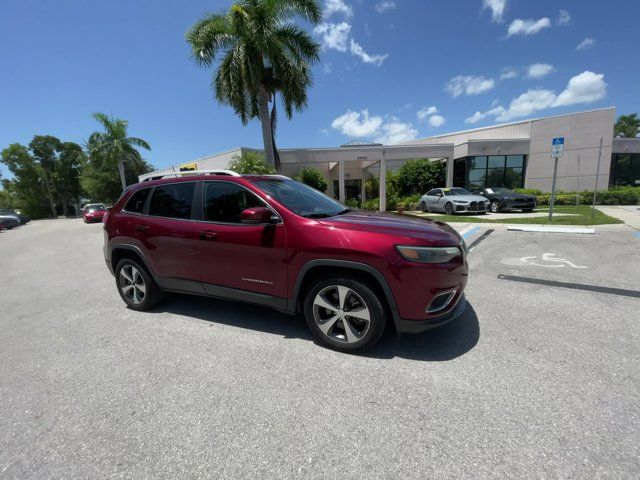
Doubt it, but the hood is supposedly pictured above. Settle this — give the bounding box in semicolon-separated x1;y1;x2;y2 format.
498;192;535;200
446;195;488;202
317;211;461;246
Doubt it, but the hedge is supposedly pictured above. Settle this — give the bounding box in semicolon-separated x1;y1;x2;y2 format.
515;186;640;206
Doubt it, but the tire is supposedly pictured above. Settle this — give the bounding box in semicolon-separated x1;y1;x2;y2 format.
444;202;454;215
303;276;387;353
490;200;501;213
420;201;428;213
83;217;87;223
115;258;164;311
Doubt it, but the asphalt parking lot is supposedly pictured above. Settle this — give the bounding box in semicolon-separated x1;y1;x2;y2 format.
1;220;639;479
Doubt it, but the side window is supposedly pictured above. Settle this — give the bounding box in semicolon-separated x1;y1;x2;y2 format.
148;183;195;219
427;189;438;196
204;182;265;223
124;188;151;214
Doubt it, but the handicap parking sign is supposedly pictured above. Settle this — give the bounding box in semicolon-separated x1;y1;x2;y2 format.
551;137;564;158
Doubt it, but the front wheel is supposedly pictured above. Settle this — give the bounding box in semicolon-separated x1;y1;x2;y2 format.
444;202;454;215
420;201;428;213
303;277;387;352
490;200;501;213
115;258;164;311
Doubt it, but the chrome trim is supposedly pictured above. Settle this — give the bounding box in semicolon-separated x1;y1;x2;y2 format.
426;289;458;313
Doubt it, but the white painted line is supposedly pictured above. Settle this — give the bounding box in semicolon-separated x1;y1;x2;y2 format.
507;226;595;234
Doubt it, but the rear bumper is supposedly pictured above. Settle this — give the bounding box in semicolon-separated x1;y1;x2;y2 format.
395;294;467;333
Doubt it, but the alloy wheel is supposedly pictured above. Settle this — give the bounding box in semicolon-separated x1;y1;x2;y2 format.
312;285;371;344
491;200;500;213
119;265;146;305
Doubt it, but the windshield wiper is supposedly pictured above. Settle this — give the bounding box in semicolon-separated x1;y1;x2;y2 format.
336;208;352;215
303;213;332;218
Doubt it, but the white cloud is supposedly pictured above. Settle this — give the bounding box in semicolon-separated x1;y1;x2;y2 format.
552;71;607;107
427;115;446;128
500;67;519;80
322;62;333;74
331;110;384;137
324;0;353;18
558;9;571;25
417;106;438;121
375;119;418;144
375;1;396;13
576;38;595;51
331;110;419;144
314;22;351;51
526;63;555;79
482;0;507;24
445;75;496;97
349;39;388;66
507;18;551;37
466;71;607;123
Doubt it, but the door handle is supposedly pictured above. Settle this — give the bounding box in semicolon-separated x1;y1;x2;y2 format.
198;230;218;240
135;224;149;232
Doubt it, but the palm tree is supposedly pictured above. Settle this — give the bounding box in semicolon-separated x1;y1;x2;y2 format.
614;113;640;138
89;113;151;190
186;0;321;168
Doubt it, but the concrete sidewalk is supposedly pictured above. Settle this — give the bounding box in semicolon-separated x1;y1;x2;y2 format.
596;205;640;230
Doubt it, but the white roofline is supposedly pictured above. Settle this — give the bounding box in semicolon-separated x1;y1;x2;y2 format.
403;106;616;144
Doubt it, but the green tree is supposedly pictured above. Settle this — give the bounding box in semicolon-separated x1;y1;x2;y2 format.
80;138;153;203
294;167;327;191
228;151;276;174
29;135;63;217
614;113;640;138
397;159;446;196
1;143;50;218
88;113;151;190
186;0;321;168
55;142;86;215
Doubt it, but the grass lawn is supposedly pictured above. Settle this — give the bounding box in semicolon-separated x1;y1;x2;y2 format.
406;205;623;226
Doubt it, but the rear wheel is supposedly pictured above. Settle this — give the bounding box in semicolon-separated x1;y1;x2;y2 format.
115;258;164;311
303;277;387;353
444;202;454;215
490;200;501;213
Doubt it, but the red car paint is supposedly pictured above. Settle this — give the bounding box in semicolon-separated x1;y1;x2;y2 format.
83;205;107;223
103;175;468;329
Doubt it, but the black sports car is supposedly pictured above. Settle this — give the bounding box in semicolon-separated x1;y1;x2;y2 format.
473;187;537;213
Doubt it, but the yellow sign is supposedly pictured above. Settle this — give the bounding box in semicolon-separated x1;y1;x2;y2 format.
179;162;197;172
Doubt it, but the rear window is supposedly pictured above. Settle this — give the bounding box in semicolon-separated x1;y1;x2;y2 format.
124;188;151;214
148;182;195;219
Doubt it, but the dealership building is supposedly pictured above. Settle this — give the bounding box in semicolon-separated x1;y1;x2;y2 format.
141;107;640;210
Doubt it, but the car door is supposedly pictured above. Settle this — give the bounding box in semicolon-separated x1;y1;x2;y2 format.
131;181;200;283
424;189;437;210
195;181;288;299
431;189;445;211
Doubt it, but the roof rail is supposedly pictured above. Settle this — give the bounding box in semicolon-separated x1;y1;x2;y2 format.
141;169;241;181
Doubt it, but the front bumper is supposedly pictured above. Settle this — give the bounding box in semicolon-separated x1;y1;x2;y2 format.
395;293;467;333
454;202;488;213
504;200;536;210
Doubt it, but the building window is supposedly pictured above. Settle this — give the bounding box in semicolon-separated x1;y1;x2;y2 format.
610;153;640;187
463;155;526;190
333;179;362;200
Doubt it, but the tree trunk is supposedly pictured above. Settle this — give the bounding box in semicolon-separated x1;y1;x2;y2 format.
118;158;127;191
259;88;276;168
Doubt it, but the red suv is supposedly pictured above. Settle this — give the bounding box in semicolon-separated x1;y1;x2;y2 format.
103;172;468;352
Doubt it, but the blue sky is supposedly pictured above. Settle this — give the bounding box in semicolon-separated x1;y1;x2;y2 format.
1;0;638;176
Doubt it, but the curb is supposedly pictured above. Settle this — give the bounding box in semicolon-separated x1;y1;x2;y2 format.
507;226;595;234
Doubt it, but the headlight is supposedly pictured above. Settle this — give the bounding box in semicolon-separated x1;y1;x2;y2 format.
396;245;462;263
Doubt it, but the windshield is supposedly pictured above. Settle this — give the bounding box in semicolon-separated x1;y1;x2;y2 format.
252;179;348;218
443;188;471;196
85;204;106;211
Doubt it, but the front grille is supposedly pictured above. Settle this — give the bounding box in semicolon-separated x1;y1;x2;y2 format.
470;201;477;210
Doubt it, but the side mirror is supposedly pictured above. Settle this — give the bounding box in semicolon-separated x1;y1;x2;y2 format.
240;207;276;225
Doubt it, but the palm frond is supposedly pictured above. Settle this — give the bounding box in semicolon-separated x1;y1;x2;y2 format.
126;137;151;150
185;12;235;67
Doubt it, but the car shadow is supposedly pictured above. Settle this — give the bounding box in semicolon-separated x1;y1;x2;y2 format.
151;296;479;362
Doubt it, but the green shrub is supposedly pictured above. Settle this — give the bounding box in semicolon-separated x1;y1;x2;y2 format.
397;159;446;196
362;198;379;211
533;187;640;206
344;198;360;208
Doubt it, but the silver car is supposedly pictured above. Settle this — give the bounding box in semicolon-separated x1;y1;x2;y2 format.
419;188;489;215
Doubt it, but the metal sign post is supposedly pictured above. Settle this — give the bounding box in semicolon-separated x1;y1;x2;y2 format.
549;137;565;221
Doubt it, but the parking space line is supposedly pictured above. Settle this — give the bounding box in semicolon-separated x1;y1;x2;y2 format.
497;274;640;299
468;229;494;252
461;226;481;239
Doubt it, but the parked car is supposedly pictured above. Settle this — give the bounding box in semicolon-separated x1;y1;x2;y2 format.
473;187;537;213
82;204;108;223
103;173;469;352
0;209;29;224
419;188;489;215
0;213;20;229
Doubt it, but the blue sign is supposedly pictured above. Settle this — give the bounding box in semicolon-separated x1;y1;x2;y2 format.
551;137;565;158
